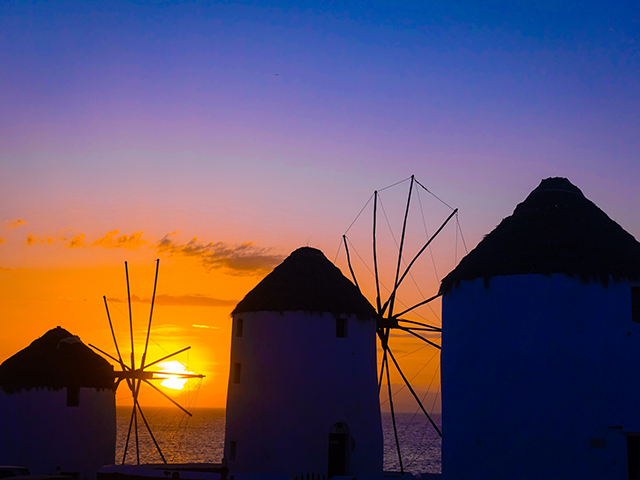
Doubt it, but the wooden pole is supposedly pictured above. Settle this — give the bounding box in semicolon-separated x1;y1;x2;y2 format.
142;259;160;369
373;191;382;313
125;262;135;371
387;175;414;318
342;236;360;290
388;347;442;437
385;347;404;474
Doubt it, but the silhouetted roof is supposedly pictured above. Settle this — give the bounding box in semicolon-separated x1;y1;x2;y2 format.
0;327;114;393
233;247;378;319
440;177;640;294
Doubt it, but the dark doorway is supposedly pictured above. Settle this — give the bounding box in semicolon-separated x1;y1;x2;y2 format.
328;422;350;478
628;435;640;480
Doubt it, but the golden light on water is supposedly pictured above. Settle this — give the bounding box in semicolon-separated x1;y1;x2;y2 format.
156;360;194;390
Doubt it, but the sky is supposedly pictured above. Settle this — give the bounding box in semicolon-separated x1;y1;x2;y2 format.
1;0;639;412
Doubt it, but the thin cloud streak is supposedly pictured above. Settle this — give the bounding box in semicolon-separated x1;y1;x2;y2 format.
109;293;237;308
4;219;27;230
66;233;86;249
92;229;148;250
156;233;284;275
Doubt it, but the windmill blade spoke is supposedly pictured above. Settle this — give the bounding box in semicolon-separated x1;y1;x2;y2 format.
134;402;140;464
142;259;160;369
393;294;442;319
385;349;404;474
378;345;387;394
398;327;441;350
143;379;193;417
122;404;136;464
143;346;191;370
136;400;167;463
388;175;415;318
125;261;136;370
393;208;458;294
88;344;132;370
373;191;382;313
387;347;442;437
146;371;205;379
104;297;126;369
343;235;360;290
396;318;441;331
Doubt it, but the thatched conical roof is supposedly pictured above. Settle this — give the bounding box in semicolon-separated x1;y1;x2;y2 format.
0;327;114;393
233;247;378;319
440;177;640;294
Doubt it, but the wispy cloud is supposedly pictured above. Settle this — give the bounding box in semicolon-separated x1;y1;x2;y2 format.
0;237;6;244
4;219;27;230
109;293;237;308
25;233;58;246
66;233;86;249
92;229;148;250
155;233;284;275
192;324;219;329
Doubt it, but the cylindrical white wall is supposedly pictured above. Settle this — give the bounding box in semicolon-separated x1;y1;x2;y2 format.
224;310;383;478
0;387;115;480
442;274;640;480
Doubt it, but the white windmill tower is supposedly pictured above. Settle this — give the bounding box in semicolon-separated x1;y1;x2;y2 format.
0;326;116;480
440;177;640;480
223;246;383;479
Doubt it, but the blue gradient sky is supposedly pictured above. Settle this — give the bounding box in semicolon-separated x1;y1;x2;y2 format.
2;1;639;248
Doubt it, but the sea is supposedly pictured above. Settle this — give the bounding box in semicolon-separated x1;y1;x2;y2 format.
116;407;442;475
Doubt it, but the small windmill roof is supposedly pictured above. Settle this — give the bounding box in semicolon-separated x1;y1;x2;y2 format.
440;177;640;294
232;247;378;319
0;327;114;393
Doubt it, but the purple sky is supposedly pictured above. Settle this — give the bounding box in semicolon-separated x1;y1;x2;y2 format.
2;1;638;260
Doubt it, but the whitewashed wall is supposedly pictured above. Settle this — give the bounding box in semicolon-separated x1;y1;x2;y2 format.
442;274;640;480
224;311;382;478
0;387;115;480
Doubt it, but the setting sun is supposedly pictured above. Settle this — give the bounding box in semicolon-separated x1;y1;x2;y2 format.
156;360;194;390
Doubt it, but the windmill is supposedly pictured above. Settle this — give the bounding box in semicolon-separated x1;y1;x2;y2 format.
89;259;204;465
339;175;465;473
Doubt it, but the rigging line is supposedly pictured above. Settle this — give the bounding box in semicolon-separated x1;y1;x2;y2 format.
387;348;442;437
378;348;439;405
394;348;440;453
377;193;445;324
378;340;430;363
378;176;412;192
393;294;442;319
405;434;441;471
405;364;442;469
414;178;454;210
455;214;458;266
457;213;469;254
388;208;458;310
398;327;441;350
347;201;439;325
388;175;414;318
135;400;167;463
343;193;374;235
343;235;360;290
415;186;440;283
385;355;404;474
396;318;441;330
332;238;343;264
430;363;441;415
345;237;376;278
